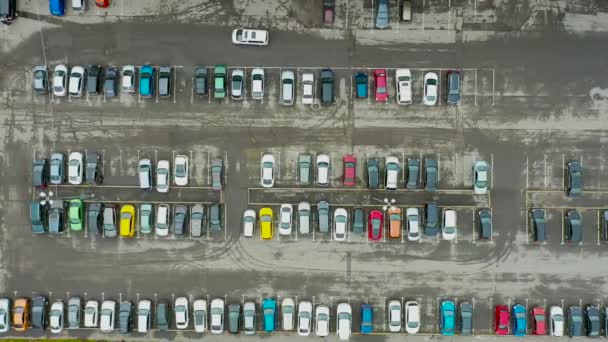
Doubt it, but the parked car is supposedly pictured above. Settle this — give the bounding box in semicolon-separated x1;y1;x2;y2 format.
318;201;330;233
360;303;373;334
298;202;311;235
446;70;461;104
194;67;208;95
137;300;151;333
158;65;172;98
388;207;402;239
297;301;312;336
302;72;314;105
260;207;273;240
68;152;84;185
495;305;509;335
320;69;334;104
95;0;110;7
396;68;412;104
549;306;564;336
473;160;489;195
343;154;356;186
405;301;420;334
316;154;330;186
440;300;455;336
262;298;276;332
174;154;188;186
191;204;205;237
12;298;30;331
279;204;292;236
118;301;132;334
139;65;154;98
512;304;527;336
586;305;600;337
423;72;438;105
72;0;86;11
49;301;64;333
214;64;227;99
251;68;264;100
532;306;545;335
121;65;136;92
333;208;348;241
49;153;65;185
336;303;352;340
442;208;457;240
401;0;412;21
48;201;65;234
406;207;420;241
30;201;46;234
260;153;275;188
281;70;295;105
375;0;389;28
173;205;187;236
174;297;189;330
367;158;380;189
228;303;240;333
53;64;68;96
103;206;117;237
315;305;330;337
281;298;294;331
210;298;225;334
33;65;49;94
387;300;401;332
478;209;492;240
424;157;438;192
32;296;47;330
68;66;86;97
193;299;207;333
567;161;582;196
155;204;170;237
100;300;115;332
459;302;473;335
568;306;583;337
119;205;135;238
368;210;383;241
68;199;84;231
139;203;153;234
211;158;223;190
103;67;118;98
87;203;102;236
84;300;99;328
156;160;170;193
209;204;222;232
86;64;101;95
231;28;269;46
352;207;365;233
354;72;368;98
86;153;102;185
67;297;81;329
385;156;399;190
0;0;17;24
323;0;335;26
243;209;256;238
374;69;388;102
603;210;608;241
298;154;312;185
243;301;256;335
154;300;168;332
531;209;546;242
406;158;419;189
231;68;244;100
566;209;582;244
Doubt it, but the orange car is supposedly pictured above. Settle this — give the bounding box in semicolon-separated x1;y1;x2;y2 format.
388;207;402;238
13;297;30;331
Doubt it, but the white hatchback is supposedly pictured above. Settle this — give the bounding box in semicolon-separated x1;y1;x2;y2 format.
193;299;207;333
53;64;68;97
251;68;265;100
174;154;189;186
69;66;85;97
121;65;136;92
302;72;314;105
174;297;189;329
100;300;116;332
316;154;330;186
315;305;330;337
281;298;295;331
155;204;170;237
279;204;292;235
137;300;151;333
243;209;256;238
84;300;99;327
405;301;420;334
333;208;348;241
388;300;401;332
68;151;84;185
395;68;412;105
385;156;400;190
260;153;275;188
156;160;170;193
442;208;457;240
297;301;313;336
50;301;65;334
550;306;564;336
406;207;420;241
423;72;438;105
210;298;225;334
336;303;352;341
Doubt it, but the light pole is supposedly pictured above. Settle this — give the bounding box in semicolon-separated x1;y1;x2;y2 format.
382;197;396;212
39;191;54;206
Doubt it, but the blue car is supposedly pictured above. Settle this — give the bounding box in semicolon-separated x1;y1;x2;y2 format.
262;298;276;332
139;65;155;98
440;300;455;336
360;304;373;334
512;304;527;336
354;72;368;98
49;0;65;16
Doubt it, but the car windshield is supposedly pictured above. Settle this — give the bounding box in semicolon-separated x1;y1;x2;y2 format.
390;214;400;221
336;216;346;223
264;309;274;315
572;315;582;322
408;321;418;328
121;213;131;220
535;314;544;321
175;164;186;176
244;216;254;223
377;86;386;93
283;306;294;313
261;215;271;223
387;163;398;171
338;313;350;320
263;162;273;169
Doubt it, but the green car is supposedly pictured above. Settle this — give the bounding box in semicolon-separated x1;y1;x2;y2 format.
214;64;227;99
139;203;153;234
68;199;84;231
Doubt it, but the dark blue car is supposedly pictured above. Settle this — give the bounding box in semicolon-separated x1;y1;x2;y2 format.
360;304;373;334
49;0;65;16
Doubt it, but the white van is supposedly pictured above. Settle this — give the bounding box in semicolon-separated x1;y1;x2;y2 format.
401;0;412;22
138;159;153;190
385;156;400;190
442;208;457;240
231;28;269;46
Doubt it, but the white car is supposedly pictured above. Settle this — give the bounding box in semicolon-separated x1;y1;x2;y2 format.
442;208;457;240
68;152;84;185
243;209;256;238
210;298;225;334
69;65;85;97
243;301;256;335
281;298;295;331
175;297;189;329
315;305;330;337
53;64;68;97
100;300;116;332
260;153;275;188
231;68;245;100
316;154;330;186
231;28;269;46
174;154;189;186
406;207;420;241
405;301;420;334
193;299;207;333
385;156;400;190
0;298;9;333
302;72;314;105
155;204;170;237
156;160;170;193
84;300;99;327
71;0;86;11
387;300;401;332
297;301;312;336
121;65;136;92
333;208;348;241
395;68;412;105
336;303;352;341
549;306;564;336
423;72;438;105
279;204;292;235
473;160;489;195
49;301;64;334
137;300;151;333
298;202;311;234
251;68;265;100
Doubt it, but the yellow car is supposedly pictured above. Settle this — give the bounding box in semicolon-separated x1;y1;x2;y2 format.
259;207;273;240
120;204;135;237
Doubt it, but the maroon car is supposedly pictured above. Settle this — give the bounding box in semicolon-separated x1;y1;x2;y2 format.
343;154;356;186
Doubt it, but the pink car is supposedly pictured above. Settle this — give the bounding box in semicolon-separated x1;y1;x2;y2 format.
374;69;388;102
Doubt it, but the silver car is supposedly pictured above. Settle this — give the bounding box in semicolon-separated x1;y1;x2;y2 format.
121;65;136;92
190;204;205;237
33;65;49;94
298;202;311;234
231;69;245;100
243;301;256;335
68;297;81;329
281;70;295;106
211;158;223;190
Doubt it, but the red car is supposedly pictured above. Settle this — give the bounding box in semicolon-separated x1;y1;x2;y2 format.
373;69;388;102
343;154;356;186
95;0;111;7
368;210;383;241
532;306;546;335
495;305;509;335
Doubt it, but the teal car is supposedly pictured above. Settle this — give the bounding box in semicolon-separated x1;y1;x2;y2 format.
68;199;84;231
440;300;455;336
139;204;153;234
354;72;368;98
139;65;154;98
262;298;276;332
214;64;227;99
513;304;527;336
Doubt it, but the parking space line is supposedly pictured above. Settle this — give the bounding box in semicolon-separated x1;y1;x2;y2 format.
490;153;494;189
562;154;565;190
597;210;601;245
492;69;495;106
370;0;375;32
544;154;548;188
224;204;227;243
474;70;478;106
561;209;565;245
172;67;177;104
471;209;476;243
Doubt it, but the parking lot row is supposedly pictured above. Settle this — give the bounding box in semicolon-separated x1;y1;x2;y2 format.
526;153;608;191
525;207;608;246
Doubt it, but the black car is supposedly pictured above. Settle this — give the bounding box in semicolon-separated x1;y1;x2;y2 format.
86;65;102;95
320;69;334;104
32;296;48;330
567;161;582;197
586;306;600;337
0;0;17;25
173;205;187;235
478;209;492;240
86;153;102;185
367;158;380;189
424;157;438;192
566;210;582;244
87;202;103;236
194;67;208;95
103;67;118;98
119;301;132;334
531;209;546;242
32;159;49;188
424;202;439;236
